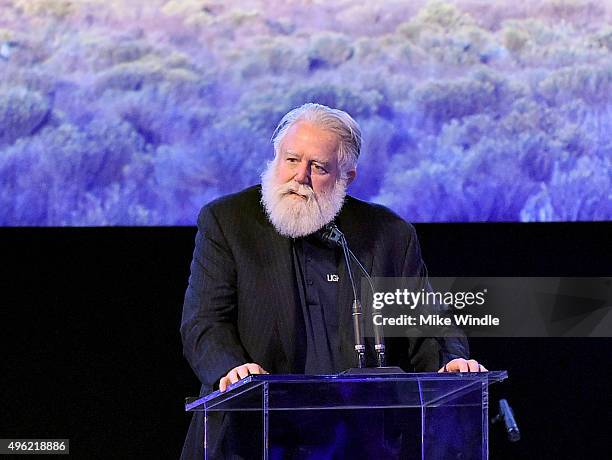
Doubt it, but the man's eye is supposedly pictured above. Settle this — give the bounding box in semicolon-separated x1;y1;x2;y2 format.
287;157;298;163
314;165;328;173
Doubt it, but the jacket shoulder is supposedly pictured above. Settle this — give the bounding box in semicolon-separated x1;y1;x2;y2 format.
198;185;262;223
343;195;416;235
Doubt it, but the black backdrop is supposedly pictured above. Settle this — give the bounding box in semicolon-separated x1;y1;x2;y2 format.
1;222;611;459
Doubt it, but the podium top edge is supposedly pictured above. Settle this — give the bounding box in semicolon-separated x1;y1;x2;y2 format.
220;371;508;382
185;371;508;411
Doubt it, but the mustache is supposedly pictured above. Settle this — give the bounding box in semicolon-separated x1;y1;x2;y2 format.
277;181;316;199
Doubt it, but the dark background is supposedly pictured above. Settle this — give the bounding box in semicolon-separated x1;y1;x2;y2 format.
1;222;610;459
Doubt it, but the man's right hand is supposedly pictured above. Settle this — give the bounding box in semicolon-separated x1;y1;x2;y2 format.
219;363;269;392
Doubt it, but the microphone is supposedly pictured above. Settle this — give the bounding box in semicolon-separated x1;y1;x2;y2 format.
320;223;386;368
319;223;343;247
492;399;521;442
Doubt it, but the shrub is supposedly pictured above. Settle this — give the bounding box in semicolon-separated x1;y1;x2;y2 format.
0;119;152;225
287;83;384;119
307;32;354;70
0;87;51;147
94;54;200;93
408;72;506;133
521;156;612;221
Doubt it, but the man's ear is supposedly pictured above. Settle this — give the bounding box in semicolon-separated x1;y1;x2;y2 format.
345;168;357;186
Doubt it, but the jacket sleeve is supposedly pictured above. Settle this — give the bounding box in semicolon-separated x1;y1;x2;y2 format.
180;205;249;388
401;224;470;372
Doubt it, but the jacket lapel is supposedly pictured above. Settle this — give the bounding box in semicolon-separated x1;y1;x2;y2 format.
253;206;306;373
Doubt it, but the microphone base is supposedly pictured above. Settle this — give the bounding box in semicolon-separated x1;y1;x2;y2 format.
339;366;405;375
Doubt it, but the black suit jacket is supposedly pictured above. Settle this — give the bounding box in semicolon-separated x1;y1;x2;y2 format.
180;185;468;459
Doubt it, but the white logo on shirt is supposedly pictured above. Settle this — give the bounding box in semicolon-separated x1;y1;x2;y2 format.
327;274;339;282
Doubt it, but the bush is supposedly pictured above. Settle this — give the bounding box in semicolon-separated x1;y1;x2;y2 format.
521;156;612;221
307;32;354;70
0;87;51;146
287;83;384;119
94;54;200;93
408;71;510;133
14;0;76;20
236;37;309;79
0;119;153;225
537;64;612;107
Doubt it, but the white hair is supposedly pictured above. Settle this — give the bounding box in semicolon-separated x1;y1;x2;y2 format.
271;103;362;178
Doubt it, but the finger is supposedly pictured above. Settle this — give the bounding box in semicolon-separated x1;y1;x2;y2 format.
467;360;480;372
219;377;229;392
236;366;250;380
443;360;460;372
438;366;445;373
457;359;469;372
256;365;269;374
245;363;266;375
479;364;488;372
228;369;240;384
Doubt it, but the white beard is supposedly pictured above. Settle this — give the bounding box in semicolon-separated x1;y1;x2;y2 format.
260;161;347;238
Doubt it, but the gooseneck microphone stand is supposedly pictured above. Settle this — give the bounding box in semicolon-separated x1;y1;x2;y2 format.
321;223;388;369
339;230;367;368
345;246;386;367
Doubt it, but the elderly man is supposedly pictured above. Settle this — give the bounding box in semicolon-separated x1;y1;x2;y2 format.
180;103;484;459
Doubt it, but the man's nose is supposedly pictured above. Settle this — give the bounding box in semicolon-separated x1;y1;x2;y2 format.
294;162;310;185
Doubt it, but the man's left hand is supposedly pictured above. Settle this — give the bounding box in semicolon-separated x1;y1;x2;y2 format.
438;358;488;373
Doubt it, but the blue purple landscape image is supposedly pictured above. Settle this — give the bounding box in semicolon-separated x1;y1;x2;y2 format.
1;0;611;225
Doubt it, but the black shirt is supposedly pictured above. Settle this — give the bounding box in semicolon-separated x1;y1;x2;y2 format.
292;233;343;374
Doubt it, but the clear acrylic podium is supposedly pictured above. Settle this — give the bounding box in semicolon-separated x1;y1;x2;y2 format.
186;371;507;459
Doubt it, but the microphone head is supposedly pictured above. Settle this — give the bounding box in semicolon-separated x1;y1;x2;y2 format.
499;399;521;442
319;223;344;247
